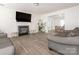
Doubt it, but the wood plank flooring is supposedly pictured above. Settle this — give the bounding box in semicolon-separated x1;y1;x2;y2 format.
10;32;52;55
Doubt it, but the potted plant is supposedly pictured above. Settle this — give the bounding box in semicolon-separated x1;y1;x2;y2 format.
38;20;46;32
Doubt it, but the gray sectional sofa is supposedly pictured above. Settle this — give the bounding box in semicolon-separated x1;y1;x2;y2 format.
48;27;79;55
0;32;14;55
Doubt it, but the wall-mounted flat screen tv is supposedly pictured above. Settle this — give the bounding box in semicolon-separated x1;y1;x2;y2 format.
16;11;31;22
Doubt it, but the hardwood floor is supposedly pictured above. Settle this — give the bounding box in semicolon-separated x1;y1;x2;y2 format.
10;32;52;55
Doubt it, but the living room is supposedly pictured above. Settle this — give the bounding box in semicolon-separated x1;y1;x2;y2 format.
0;3;79;55
0;3;79;37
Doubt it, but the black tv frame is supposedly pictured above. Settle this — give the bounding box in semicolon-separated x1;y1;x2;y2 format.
16;11;31;22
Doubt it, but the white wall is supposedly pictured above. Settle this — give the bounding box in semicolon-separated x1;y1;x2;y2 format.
0;6;40;37
40;5;79;32
65;6;79;30
0;6;18;37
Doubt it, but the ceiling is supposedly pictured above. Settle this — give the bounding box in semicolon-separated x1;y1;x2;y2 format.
5;3;79;14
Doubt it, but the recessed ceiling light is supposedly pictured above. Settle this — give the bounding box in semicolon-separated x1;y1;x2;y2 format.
33;3;39;6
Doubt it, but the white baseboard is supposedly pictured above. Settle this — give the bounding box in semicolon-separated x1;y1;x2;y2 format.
8;32;18;38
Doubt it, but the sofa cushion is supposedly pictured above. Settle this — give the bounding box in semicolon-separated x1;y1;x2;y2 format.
55;31;77;37
0;33;7;38
55;32;68;37
55;27;79;37
0;38;12;49
73;27;79;31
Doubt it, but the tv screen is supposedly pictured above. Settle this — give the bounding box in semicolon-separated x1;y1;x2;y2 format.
16;11;31;22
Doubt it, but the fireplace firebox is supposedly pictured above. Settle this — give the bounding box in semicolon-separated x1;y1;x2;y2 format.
18;26;29;36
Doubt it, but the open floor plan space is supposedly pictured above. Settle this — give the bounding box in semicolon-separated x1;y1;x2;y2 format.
1;3;79;55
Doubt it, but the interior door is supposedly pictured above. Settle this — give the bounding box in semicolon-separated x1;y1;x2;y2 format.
48;16;54;31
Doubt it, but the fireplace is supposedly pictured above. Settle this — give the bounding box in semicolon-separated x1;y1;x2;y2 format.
18;26;29;36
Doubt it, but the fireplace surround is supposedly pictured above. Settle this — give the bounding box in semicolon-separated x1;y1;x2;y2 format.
18;26;29;36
